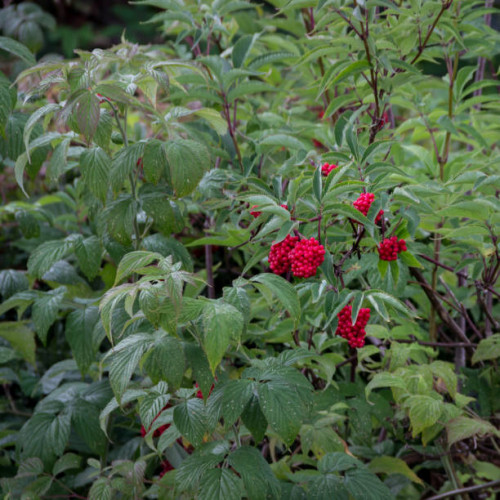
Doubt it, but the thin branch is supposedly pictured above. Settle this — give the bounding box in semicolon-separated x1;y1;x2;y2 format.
426;479;500;500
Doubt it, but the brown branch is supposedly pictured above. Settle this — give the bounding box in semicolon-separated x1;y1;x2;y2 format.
409;268;471;344
426;479;500;500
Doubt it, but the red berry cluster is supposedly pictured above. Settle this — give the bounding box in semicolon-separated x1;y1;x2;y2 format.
378;236;407;261
353;192;384;223
269;235;299;275
321;162;337;177
289;237;325;278
336;305;370;348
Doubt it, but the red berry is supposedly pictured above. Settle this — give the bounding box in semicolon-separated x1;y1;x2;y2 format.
313;139;324;149
250;205;262;218
136;157;143;168
353;192;384;223
269;235;299;275
321;163;337;177
289;237;325;278
381;112;389;126
335;305;371;348
378;236;407;261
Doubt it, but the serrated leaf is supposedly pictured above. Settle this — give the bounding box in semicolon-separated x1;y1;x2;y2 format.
74;235;102;280
472;334;500;364
65;306;99;374
143;334;185;387
173;398;207;447
75;91;100;142
108;333;152;400
0;269;29;299
369;456;423;485
0;321;36;364
227;446;280;500
344;468;395;500
257;379;304;445
80;147;110;202
53;453;81;476
365;372;407;402
446;416;499;447
0;36;36;65
198;468;241;500
202;301;244;373
250;273;300;320
20;407;71;465
164;139;209;197
32;288;65;345
406;395;443;436
27;238;74;278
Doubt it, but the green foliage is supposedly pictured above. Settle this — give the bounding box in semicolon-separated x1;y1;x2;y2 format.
1;0;500;499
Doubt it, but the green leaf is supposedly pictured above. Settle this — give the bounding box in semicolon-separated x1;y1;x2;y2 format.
72;398;108;456
143;139;167;184
365;372;407;402
23;103;60;163
257;379;304;445
344;468;395;500
472;334;500;364
368;456;423;485
406;395;443;436
198;468;241;500
173;398;207;446
202;301;244;373
221;379;254;427
88;478;113;500
108;333;152;400
250;273;300;320
241;395;267;443
32;288;65;344
110;142;145;192
20;406;71;465
65;306;99;374
232;34;257;68
75;91;100;142
446;416;499;448
248;51;296;70
0;84;13;133
313;166;322;202
318;453;362;473
399;251;423;269
143;334;185;388
227;446;280;500
16;457;44;478
0;321;36;365
74;236;102;280
139;390;170;430
175;443;227;491
164;139;210;197
102;195;136;245
114;250;162;285
52;453;82;476
308;474;349;500
80;147;110;202
0;36;36;65
27;238;74;278
0;269;29;299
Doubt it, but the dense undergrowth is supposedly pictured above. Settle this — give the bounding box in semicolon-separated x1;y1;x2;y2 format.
0;0;500;498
